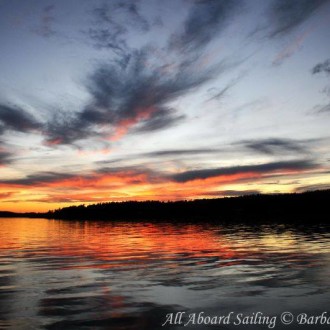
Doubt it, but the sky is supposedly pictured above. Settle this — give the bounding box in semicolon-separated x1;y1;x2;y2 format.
1;0;330;212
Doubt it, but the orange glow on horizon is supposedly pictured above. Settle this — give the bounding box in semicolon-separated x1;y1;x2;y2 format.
1;166;329;212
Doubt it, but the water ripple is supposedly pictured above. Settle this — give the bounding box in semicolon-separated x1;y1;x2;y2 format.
0;218;330;329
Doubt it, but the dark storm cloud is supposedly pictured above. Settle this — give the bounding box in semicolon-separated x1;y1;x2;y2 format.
169;0;241;52
268;0;329;38
45;46;226;144
0;104;41;133
241;138;308;155
312;59;330;75
171;159;316;183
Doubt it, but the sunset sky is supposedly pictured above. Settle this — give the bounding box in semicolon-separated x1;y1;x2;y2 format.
1;0;330;212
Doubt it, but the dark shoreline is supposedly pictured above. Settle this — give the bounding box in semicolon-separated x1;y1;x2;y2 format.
1;189;329;224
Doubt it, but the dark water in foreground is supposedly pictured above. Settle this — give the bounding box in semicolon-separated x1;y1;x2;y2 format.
0;218;330;330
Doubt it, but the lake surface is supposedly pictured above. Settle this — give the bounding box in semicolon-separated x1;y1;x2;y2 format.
0;218;330;330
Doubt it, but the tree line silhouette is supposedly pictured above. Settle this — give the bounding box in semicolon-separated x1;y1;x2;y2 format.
1;190;328;223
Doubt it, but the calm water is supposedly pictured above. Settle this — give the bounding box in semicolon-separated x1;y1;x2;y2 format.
0;218;330;330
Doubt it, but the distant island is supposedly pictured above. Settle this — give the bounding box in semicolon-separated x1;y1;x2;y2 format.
1;190;329;223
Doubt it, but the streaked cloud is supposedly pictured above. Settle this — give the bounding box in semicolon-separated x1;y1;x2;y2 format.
272;29;311;66
0;1;329;211
240;138;309;155
45;45;229;145
0;171;75;186
144;148;221;158
295;183;330;192
312;103;330;114
312;59;330;75
33;4;56;38
0;192;15;200
169;0;241;52
0;150;12;166
171;160;317;183
268;0;329;38
311;58;330;114
87;1;149;55
0;104;41;134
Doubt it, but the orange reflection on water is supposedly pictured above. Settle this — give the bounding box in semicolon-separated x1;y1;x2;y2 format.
1;219;330;329
0;219;238;269
0;218;328;273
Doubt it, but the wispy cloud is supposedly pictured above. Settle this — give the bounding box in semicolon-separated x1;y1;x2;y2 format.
0;192;14;199
0;150;12;166
0;166;159;187
312;59;330;75
272;29;311;66
171;159;317;183
86;1;149;56
268;0;329;38
169;0;241;52
239;138;309;155
45;45;229;145
45;110;91;145
144;148;222;158
295;183;330;193
0;104;41;134
1;0;329;211
28;0;245;146
133;108;186;133
312;103;330;114
206;74;242;102
0;171;75;186
311;58;330;114
33;4;56;38
0;158;323;205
